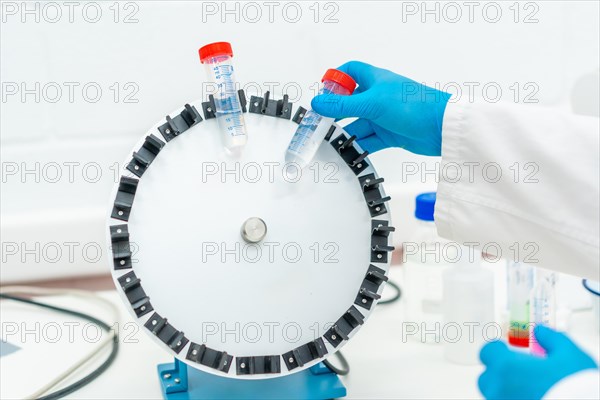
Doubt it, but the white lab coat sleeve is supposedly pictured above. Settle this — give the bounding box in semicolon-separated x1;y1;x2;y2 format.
434;100;599;280
543;370;600;399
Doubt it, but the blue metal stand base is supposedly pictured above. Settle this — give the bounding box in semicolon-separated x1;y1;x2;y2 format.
157;358;346;400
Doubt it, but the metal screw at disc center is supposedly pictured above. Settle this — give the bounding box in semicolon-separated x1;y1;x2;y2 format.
241;217;267;243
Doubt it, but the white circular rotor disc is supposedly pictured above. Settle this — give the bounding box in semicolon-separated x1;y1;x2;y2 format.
107;99;393;379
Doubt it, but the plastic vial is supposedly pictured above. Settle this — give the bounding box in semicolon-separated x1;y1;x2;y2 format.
530;267;557;356
285;69;356;168
199;42;247;154
403;193;451;344
507;261;534;347
442;247;495;365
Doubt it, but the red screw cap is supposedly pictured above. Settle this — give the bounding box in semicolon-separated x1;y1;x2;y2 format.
199;42;234;63
322;69;357;94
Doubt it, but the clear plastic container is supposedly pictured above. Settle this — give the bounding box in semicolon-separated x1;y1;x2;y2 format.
403;193;451;344
443;247;495;365
285;69;356;168
199;42;247;154
530;267;557;355
507;261;534;348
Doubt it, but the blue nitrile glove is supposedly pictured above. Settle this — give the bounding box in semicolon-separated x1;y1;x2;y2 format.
311;61;451;156
479;325;598;400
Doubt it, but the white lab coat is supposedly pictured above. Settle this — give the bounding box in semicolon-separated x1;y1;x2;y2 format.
435;100;600;398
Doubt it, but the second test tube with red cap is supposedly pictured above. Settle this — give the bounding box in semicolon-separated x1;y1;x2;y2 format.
286;69;356;168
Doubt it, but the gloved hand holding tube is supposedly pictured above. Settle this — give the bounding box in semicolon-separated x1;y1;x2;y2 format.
478;325;598;400
310;61;451;156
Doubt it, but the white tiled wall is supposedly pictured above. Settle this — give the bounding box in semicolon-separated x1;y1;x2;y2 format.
1;1;598;281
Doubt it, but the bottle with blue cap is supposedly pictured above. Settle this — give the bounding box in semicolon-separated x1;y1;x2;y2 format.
403;192;452;344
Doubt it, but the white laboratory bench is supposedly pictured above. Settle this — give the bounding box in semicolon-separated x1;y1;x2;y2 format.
1;267;598;400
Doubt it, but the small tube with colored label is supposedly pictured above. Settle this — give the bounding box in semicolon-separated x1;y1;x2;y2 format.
285;69;357;168
199;42;247;154
507;261;534;347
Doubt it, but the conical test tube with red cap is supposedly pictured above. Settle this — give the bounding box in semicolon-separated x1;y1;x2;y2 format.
199;42;247;154
286;69;357;168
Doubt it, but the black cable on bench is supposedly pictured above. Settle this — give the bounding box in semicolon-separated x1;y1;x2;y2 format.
0;293;119;400
323;350;350;376
378;279;402;305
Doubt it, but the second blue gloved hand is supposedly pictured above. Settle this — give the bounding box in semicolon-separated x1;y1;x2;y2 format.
311;61;451;156
479;325;598;400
